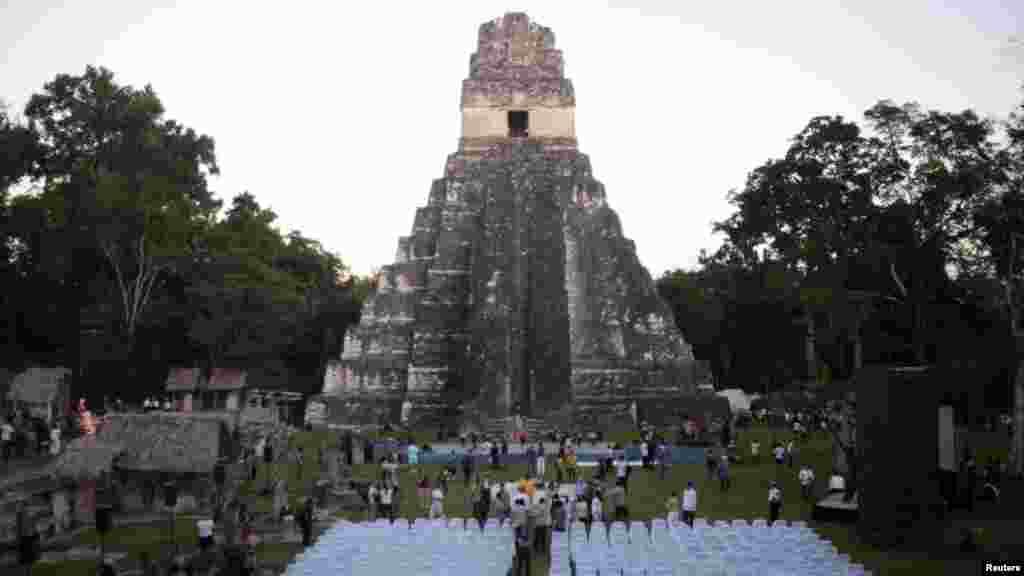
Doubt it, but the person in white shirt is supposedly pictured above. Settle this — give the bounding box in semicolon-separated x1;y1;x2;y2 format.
2;420;15;462
615;456;627;484
768;482;783;525
798;465;815;500
750;440;761;465
640;440;650;468
681;481;697;528
828;471;846;494
511;493;529;528
367;483;379;521
429;486;445;519
49;425;61;456
536;450;546;480
786;439;798;468
590;493;603;524
379;485;394;523
197;518;215;551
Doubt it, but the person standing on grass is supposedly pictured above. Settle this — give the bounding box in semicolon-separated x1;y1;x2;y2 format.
609;483;628;525
576;496;591;539
2;418;14;463
706;447;717;480
768;481;783;525
536;442;547;480
416;471;431;512
379;483;395;523
462;451;474;484
590;490;604;525
368;482;379;521
514;522;532;576
534;492;551;557
773;442;785;466
615;452;628;493
786;439;797;468
526;444;537;478
682;481;697;528
657;442;670;481
718;454;731;491
476;479;491;531
640;438;650;469
799;465;815;501
429;484;445;519
751;439;760;465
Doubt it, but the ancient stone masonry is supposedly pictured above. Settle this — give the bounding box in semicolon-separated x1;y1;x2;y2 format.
326;13;694;425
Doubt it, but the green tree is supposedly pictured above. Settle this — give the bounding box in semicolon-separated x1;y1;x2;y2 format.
24;66;220;337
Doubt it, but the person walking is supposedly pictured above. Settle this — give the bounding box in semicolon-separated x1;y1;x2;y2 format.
706;447;717;480
768;481;783;525
379;483;395;523
751;439;761;465
786;439;797;468
682;481;697;528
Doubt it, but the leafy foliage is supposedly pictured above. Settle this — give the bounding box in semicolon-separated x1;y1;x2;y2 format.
1;67;368;403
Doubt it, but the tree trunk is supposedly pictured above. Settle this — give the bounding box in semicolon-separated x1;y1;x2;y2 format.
1013;355;1024;477
805;311;817;382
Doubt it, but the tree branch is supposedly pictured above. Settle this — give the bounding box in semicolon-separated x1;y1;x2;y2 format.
102;241;133;329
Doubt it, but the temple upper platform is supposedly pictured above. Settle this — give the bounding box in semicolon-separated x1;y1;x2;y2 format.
461;13;576;155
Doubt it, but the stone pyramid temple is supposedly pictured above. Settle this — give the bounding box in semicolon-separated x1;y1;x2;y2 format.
324;12;695;426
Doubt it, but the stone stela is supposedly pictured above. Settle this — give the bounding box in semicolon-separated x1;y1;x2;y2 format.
325;12;695;426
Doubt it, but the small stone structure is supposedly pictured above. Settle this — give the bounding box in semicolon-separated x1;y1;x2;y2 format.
328;13;695;428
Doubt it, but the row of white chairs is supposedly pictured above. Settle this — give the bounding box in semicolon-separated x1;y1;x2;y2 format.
286;520;515;576
553;522;870;576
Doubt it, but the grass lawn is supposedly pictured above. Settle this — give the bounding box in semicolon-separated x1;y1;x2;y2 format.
41;423;1015;575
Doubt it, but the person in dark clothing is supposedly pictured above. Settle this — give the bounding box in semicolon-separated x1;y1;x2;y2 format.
463;453;474;484
965;454;977;512
514;523;531;576
16;500;39;571
476;484;491;531
299;498;314;547
768;482;783;525
490;442;500;468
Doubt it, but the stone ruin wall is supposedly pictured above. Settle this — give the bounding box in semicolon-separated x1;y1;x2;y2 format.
325;13;695;426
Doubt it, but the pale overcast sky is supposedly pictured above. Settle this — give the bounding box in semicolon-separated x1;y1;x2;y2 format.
3;1;1022;277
